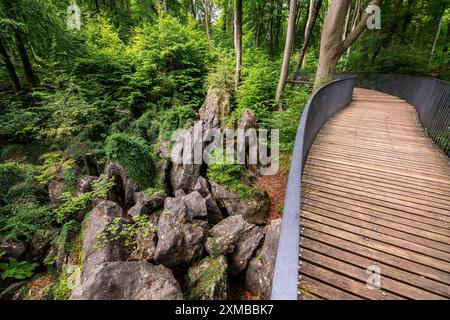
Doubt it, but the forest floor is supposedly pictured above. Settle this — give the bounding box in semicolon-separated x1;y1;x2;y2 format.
257;171;289;223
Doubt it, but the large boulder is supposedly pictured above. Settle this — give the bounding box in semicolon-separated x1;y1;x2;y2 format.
128;214;159;262
0;237;26;259
205;215;264;275
25;231;53;263
182;191;208;219
105;161;139;208
199;87;231;129
185;256;228;300
154;197;207;267
80;201;127;283
238;108;257;130
205;194;223;225
210;181;269;225
128;191;166;217
70;261;183;300
75;176;97;196
246;219;281;298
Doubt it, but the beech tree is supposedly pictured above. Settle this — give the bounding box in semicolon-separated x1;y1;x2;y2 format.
293;0;323;75
0;38;21;93
275;0;298;106
234;0;243;90
314;0;382;88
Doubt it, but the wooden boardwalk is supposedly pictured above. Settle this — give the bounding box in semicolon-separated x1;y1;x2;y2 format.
299;88;450;300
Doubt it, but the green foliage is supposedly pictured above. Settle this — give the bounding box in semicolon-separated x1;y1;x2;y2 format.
91;176;116;200
55;192;91;225
36;152;74;187
2;202;54;241
207;150;256;199
236;51;280;123
96;215;157;251
105;133;155;189
42;276;71;300
0;257;38;280
266;87;311;151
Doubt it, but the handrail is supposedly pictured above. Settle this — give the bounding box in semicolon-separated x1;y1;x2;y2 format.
271;77;356;300
357;74;450;157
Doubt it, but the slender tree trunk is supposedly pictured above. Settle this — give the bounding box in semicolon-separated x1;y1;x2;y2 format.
429;7;445;66
0;38;21;93
275;0;298;106
314;0;382;88
13;28;37;89
234;0;243;91
204;0;211;41
294;0;323;74
95;0;100;12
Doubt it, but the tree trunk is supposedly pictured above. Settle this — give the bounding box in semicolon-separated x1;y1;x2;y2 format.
234;0;243;91
314;0;382;88
95;0;100;12
13;28;37;89
275;0;298;106
204;0;211;41
0;38;21;93
428;6;445;66
294;0;323;74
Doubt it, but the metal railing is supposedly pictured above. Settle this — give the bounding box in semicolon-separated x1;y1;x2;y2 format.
357;74;450;157
271;76;357;300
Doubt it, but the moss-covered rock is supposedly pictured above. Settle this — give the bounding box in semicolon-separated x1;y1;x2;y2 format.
186;255;228;300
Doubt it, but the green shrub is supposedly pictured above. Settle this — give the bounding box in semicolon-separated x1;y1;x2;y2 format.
207;150;256;199
42;276;71;300
104;133;155;189
0;257;38;280
2;202;55;241
266;87;310;151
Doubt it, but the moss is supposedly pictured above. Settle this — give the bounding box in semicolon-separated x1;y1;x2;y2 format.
186;256;227;300
205;238;222;257
104;133;155;189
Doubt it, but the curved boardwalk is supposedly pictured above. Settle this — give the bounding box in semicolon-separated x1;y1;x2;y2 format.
298;88;450;300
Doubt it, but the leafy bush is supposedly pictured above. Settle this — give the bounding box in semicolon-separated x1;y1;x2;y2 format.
105;133;155;189
2;202;54;241
207;150;256;199
42;276;71;300
0;257;38;280
266;87;310;151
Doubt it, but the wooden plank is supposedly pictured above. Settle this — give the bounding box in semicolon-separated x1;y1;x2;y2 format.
302;211;450;263
301;238;450;298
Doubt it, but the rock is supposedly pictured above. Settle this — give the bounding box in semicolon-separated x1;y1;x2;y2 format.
25;231;53;263
199;87;231;129
206;215;264;275
0;281;28;300
130;191;166;217
154;197;207;267
246;219;281;298
210;181;269;225
185;256;228;300
70;261;183;300
174;189;186;197
49;176;65;207
183;191;208;219
75;176;97;196
229;224;264;275
205;194;223;225
0;236;26;259
127;201;148;217
105;161;139;208
80;201;127;283
128;215;158;261
194;176;211;198
238;108;257;130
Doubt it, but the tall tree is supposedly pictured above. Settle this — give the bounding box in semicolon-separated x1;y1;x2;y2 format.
3;0;37;89
275;0;298;106
0;38;22;93
314;0;382;88
293;0;323;75
234;0;242;90
204;0;212;41
429;3;446;66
